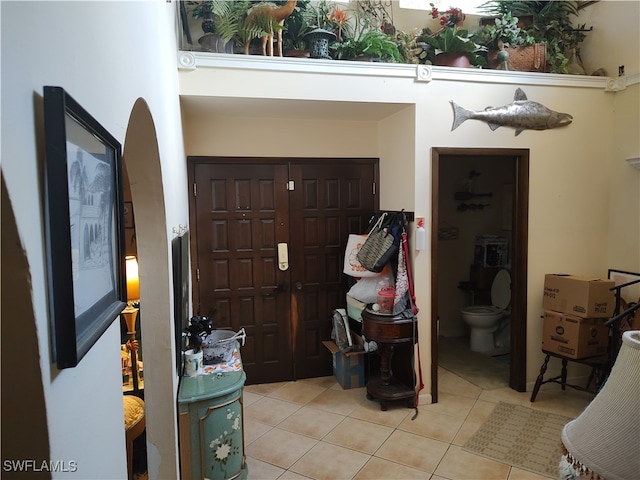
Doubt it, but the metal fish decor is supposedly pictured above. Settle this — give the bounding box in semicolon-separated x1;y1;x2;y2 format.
451;88;573;136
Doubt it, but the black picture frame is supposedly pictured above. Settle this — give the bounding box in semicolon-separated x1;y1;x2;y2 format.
172;230;190;374
43;86;126;369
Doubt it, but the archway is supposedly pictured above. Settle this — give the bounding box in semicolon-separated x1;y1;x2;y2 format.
123;98;179;478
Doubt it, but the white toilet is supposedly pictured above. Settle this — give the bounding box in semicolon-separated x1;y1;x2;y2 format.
461;269;511;353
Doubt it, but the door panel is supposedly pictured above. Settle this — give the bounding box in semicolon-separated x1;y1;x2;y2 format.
193;163;291;384
191;159;377;384
289;163;376;379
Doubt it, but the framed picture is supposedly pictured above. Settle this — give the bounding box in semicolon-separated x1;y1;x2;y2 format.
43;86;126;369
608;269;640;306
172;230;190;374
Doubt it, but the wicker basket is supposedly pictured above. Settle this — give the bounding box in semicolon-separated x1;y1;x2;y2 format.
487;43;546;72
202;328;246;365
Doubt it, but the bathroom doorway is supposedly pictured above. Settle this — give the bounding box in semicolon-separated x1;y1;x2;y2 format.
431;148;529;402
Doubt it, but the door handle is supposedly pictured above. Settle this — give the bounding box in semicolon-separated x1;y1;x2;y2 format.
295;282;303;291
277;242;289;271
264;283;288;297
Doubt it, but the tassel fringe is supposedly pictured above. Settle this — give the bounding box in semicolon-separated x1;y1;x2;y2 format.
560;443;607;480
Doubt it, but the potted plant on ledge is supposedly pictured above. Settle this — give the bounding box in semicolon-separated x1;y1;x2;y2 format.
282;0;312;57
417;5;487;68
330;5;402;62
472;11;545;72
477;0;591;74
332;29;403;62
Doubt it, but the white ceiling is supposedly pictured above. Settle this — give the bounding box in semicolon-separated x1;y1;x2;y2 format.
180;96;411;122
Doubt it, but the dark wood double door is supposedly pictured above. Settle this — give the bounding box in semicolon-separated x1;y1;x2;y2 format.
189;158;377;384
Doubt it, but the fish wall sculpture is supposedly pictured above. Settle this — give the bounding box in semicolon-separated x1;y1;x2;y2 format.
451;88;573;136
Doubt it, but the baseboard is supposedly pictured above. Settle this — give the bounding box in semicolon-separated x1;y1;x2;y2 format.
417;392;433;405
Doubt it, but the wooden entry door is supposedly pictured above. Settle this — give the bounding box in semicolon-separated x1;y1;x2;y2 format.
189;159;376;384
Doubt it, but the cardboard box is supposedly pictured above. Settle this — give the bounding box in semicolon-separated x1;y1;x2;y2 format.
322;333;366;389
542;310;608;359
474;236;509;267
542;274;615;318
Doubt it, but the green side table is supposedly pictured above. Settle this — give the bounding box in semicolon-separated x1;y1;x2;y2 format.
178;367;247;480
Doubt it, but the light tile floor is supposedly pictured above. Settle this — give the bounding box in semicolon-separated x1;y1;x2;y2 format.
243;367;594;480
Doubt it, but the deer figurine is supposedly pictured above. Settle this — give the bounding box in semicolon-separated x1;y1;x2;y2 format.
244;0;298;57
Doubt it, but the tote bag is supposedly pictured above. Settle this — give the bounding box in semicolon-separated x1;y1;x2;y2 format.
357;214;397;273
343;234;379;278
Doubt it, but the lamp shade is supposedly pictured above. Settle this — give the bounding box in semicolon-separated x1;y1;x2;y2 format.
125;255;140;302
561;330;640;480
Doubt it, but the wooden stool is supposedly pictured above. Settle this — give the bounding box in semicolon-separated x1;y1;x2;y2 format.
123;395;145;479
530;350;609;402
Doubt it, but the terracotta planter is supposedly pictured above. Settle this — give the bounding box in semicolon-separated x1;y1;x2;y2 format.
487;44;546;72
284;49;310;58
432;52;471;68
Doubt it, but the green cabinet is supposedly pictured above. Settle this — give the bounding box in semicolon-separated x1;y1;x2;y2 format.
178;370;247;479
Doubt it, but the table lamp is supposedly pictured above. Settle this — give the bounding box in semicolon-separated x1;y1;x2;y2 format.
122;255;141;393
560;330;640;479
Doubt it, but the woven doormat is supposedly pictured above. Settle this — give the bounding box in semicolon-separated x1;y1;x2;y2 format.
464;402;572;478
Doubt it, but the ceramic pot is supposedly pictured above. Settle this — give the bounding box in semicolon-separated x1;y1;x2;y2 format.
198;33;234;54
284;49;310;58
433;52;471;68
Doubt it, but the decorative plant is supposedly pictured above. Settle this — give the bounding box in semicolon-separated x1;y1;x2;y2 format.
477;0;591;73
395;30;421;64
430;4;466;28
331;29;403;62
328;5;352;43
330;12;402;63
302;0;336;31
281;0;312;52
472;11;536;50
415;5;487;67
188;0;274;50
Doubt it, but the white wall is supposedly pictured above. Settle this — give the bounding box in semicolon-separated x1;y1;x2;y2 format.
184;114;379;157
578;0;640;77
378;106;416;212
1;2;187;478
608;84;640;270
179;58;638;388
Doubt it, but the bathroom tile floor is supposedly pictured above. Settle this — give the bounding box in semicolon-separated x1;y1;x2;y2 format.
244;368;594;480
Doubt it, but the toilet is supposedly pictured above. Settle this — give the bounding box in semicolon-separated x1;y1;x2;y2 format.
461;269;511;353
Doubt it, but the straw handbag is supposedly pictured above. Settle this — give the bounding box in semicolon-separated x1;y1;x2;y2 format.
357;214;397;273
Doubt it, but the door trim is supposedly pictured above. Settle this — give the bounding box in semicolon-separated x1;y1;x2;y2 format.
430;148;529;403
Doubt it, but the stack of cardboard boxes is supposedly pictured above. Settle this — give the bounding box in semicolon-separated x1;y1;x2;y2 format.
541;274;616;359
